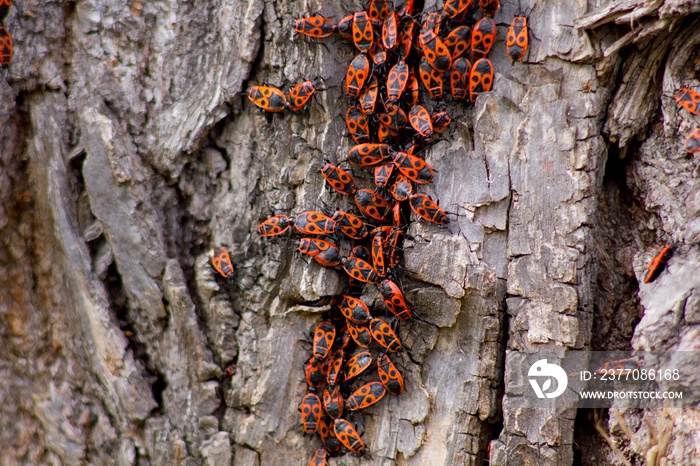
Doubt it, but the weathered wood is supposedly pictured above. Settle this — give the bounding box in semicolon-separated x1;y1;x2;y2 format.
575;2;700;465
1;0;699;464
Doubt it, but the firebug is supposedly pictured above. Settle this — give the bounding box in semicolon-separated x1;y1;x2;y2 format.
596;358;640;377
322;383;344;418
320;161;358;196
391;201;405;228
346;53;371;97
377;353;404;395
410;193;448;224
443;0;474;19
444;25;471;60
408;104;435;139
432;111;453;134
419;56;444;98
382;11;398;50
348;143;392;166
354;188;393;221
305;355;328;388
346;105;371;144
337;14;354;39
300;393;323;433
287;80;318;111
294;238;342;267
344;350;373;382
420;12;442;40
397;0;413;17
389;174;413;201
224;363;237;379
319;416;341;452
385;99;401;115
450;57;471;100
369;0;390;23
294;16;336;38
371;229;387;277
644;244;673;283
210;247;235;279
359;76;379;115
469;58;494;102
334;328;352;351
308;448;329;466
397;21;415;61
506;16;529;62
374;162;395;190
257;214;292;236
391;149;435;185
0;25;10;68
686;127;700;153
369;42;387;65
349;245;371;262
312;320;336;360
386;60;410;106
333;419;366;454
674;88;700;115
369;317;402;352
347;246;371;290
421;35;453;72
371;225;394;243
294;211;337;235
478;0;499;17
405;72;421;106
352;11;374;52
377;123;397;143
379;108;408;132
452;3;472;23
339;295;372;323
341;255;380;283
471;18;496;59
332;209;369;239
346;320;372;347
346;381;387;411
386;227;404;267
326;348;345;386
247;85;287;112
378;278;412;320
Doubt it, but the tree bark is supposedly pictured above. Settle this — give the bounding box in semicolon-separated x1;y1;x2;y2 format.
0;0;698;465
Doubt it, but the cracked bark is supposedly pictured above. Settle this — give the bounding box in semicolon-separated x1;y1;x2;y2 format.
1;0;698;465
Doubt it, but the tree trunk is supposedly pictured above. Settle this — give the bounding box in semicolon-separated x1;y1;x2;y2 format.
1;0;698;465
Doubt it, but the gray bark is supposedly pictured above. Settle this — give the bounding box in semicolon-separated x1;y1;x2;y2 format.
1;0;698;465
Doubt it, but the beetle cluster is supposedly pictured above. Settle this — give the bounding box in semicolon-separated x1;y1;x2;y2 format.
0;0;12;68
256;205;413;460
228;0;531;463
674;88;700;154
